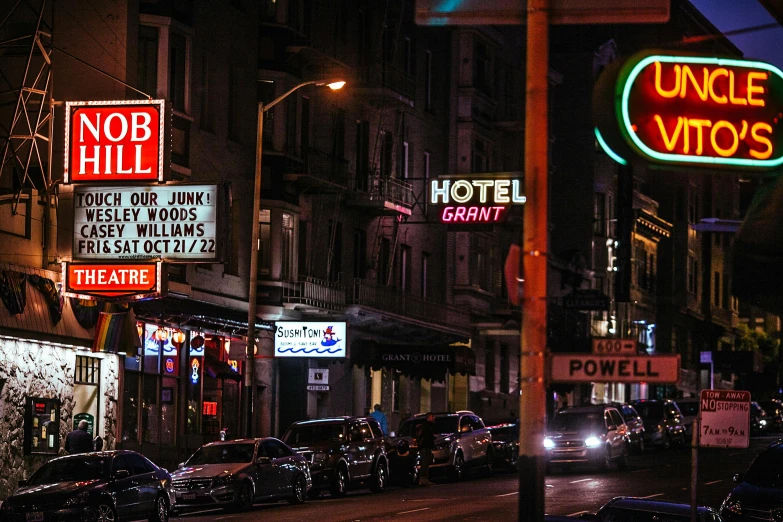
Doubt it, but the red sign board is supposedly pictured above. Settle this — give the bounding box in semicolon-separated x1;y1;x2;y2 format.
203;402;217;416
64;100;166;183
595;53;783;169
63;262;162;300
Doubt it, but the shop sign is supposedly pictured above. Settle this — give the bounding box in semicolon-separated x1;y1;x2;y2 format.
699;389;750;448
72;184;218;262
274;322;347;358
562;289;610;311
64;100;166;183
595;53;783;169
63;261;163;300
428;174;525;223
549;354;680;383
202;402;217;416
73;412;95;437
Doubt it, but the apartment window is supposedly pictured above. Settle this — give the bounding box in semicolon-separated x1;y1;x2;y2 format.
75;356;100;385
421;252;430;299
400;245;412;291
282;213;295;280
353;229;367;279
499;344;509;394
485;340;496;391
171;116;190;168
169;33;187;112
403;37;412;75
328;220;342;282
228;65;243;142
138;26;158;96
687;256;697;295
425;50;433;112
714;271;721;308
356;120;370;191
594;193;606;236
381;132;393;177
472;139;487;173
401;141;409;179
259;210;271;276
379;238;391;285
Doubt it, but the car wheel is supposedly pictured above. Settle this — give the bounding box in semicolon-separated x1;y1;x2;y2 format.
288;474;307;505
452;452;465;481
148;494;169;522
234;482;254;511
637;437;645;454
87;503;117;522
369;459;388;493
330;466;348;497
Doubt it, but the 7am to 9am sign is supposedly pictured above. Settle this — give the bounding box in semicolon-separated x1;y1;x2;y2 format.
63;261;162;300
72;184;218;262
699;389;750;448
594;53;783;169
64;100;166;183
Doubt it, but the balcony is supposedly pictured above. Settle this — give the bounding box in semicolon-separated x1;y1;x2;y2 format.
348;280;471;337
346;170;413;216
282;276;346;313
284;147;349;192
354;63;415;107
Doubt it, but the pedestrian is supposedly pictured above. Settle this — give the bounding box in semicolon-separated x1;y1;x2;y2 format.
416;412;436;486
370;404;388;435
64;420;94;454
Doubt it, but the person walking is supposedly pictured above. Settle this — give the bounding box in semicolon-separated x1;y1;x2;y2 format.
64;420;94;454
416;412;436;486
370;404;388;435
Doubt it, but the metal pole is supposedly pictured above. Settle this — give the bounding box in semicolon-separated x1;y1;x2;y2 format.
690;416;700;522
519;0;549;519
246;102;264;437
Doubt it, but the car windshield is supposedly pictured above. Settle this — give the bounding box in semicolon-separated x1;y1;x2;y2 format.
677;402;699;416
743;451;783;487
28;457;108;485
548;412;603;432
489;426;517;441
598;507;692;522
633;403;664;420
283;424;346;446
399;417;459;436
186;444;255;465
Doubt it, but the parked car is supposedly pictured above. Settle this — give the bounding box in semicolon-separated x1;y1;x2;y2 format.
608;402;646;453
597;497;722;521
750;401;769;435
0;450;174;522
721;439;783;521
759;399;783;432
170;438;311;514
487;422;519;470
389;411;493;482
282;416;387;497
544;405;628;472
676;398;700;439
631;399;687;449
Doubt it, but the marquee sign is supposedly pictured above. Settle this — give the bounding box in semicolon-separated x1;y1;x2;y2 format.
72;184;218;262
63;261;163;300
274;322;347;358
64;100;167;183
594;52;783;169
428;173;525;223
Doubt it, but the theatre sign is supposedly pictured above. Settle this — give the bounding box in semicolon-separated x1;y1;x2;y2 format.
428;173;525;224
63;262;163;300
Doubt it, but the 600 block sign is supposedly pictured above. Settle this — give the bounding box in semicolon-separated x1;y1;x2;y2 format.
73;184;218;261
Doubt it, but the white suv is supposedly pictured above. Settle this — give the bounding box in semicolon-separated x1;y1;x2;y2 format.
394;411;493;481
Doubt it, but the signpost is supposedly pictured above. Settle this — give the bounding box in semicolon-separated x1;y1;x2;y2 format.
549;354;680;383
592;338;637;355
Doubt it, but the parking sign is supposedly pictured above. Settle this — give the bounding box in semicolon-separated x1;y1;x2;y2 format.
699;390;751;449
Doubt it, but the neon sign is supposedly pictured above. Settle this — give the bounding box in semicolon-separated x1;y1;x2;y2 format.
190;357;200;384
428;174;525;224
62;262;162;300
596;53;783;169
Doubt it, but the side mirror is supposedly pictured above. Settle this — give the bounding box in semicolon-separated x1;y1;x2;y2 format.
733;473;743;484
177;462;185;469
256;456;272;466
113;469;131;480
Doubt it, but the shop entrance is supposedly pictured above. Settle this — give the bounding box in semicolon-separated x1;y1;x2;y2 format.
73;355;100;438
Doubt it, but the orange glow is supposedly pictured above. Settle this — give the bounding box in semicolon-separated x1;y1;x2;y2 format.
710;121;740;157
708;68;728;104
748;72;768;106
654;62;680;98
654;115;684;151
680;66;708;101
728;71;748;105
750;122;773;159
688;119;712;155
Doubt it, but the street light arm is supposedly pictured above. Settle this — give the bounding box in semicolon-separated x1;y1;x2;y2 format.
262;80;318;112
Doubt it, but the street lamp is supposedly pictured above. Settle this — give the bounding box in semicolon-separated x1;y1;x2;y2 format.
245;78;345;437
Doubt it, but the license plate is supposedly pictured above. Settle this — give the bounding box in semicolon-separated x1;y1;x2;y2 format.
26;513;44;522
182;493;197;501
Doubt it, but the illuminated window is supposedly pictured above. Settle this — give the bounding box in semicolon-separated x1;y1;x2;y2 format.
75;356;100;385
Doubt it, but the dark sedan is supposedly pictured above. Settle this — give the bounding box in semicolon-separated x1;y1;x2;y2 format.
0;450;173;522
721;440;783;521
170;438;311;513
487;423;519;470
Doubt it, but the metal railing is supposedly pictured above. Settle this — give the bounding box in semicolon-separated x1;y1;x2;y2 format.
369;173;414;209
282;276;346;312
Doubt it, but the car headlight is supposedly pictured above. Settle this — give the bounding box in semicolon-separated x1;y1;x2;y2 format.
63;491;90;507
212;475;234;487
543;438;555;450
584;436;601;448
760;420;768;426
722;497;741;515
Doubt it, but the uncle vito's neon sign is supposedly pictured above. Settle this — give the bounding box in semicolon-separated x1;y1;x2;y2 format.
595;52;783;169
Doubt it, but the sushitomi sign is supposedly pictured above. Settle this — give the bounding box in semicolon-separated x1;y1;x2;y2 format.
274;322;347;358
64;100;167;183
72;184;218;261
594;52;783;169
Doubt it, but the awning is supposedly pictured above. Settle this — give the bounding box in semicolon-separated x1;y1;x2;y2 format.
351;339;476;381
205;353;242;381
133;297;274;336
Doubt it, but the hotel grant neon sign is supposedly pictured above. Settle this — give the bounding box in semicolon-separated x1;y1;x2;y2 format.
428;174;525;224
596;53;783;169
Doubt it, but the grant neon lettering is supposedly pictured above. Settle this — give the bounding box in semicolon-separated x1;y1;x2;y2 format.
441;206;506;223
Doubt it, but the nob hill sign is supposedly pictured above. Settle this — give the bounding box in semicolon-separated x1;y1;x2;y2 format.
64;100;167;183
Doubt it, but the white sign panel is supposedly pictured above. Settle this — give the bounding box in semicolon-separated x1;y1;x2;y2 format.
592;338;637;355
549;354;680;384
699;390;750;449
73;184;218;261
275;322;347;358
308;368;329;385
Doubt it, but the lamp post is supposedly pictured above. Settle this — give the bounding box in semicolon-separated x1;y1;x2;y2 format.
245;79;345;438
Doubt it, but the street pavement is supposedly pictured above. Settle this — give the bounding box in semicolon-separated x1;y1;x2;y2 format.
171;434;779;521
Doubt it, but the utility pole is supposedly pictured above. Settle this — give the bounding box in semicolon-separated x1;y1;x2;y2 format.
519;0;549;519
